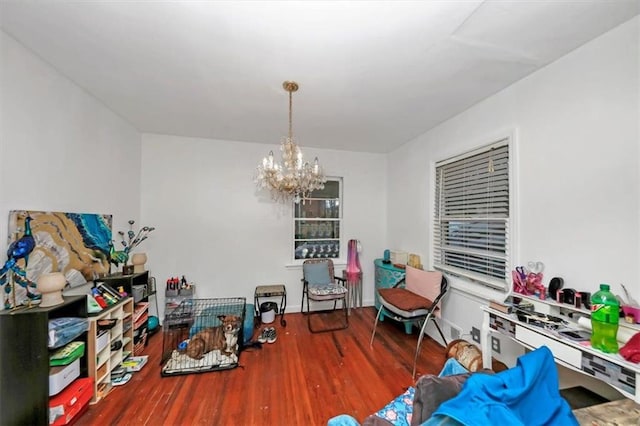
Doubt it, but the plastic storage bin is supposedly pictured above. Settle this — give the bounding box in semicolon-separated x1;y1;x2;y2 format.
132;285;146;303
49;377;93;426
49;341;85;367
49;358;80;396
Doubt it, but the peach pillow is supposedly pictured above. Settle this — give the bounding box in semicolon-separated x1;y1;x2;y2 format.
405;266;443;318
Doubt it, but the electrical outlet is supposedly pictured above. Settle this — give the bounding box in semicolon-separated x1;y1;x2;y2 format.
450;325;461;340
491;336;501;354
471;327;481;343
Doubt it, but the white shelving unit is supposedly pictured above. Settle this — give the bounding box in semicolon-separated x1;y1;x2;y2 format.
514;292;640;334
483;293;640;402
88;298;134;404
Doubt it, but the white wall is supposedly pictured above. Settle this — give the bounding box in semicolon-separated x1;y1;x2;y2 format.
388;17;639;395
140;133;386;318
3;13;638;397
0;31;141;269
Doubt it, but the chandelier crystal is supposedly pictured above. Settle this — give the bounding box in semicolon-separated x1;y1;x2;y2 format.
255;81;326;204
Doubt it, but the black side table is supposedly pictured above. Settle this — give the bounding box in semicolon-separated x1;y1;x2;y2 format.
254;284;287;327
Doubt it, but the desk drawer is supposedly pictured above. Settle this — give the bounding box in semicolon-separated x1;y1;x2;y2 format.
582;352;636;396
490;313;515;337
515;325;582;368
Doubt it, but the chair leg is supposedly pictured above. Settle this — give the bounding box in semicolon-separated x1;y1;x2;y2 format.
370;305;385;346
342;297;349;328
301;288;306;314
412;312;434;379
306;292;314;331
433;319;448;346
307;297;349;333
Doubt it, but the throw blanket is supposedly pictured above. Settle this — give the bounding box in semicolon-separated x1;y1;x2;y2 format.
430;346;578;426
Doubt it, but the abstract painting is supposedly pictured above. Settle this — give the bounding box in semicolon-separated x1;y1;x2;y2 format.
8;210;113;290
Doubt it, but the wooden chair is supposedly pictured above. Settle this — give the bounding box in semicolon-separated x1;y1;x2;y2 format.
370;266;449;378
301;259;348;333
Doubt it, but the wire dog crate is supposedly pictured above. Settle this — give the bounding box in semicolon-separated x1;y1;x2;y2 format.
161;297;246;377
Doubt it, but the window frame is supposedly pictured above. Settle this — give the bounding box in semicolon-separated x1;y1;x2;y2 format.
292;176;343;264
431;135;515;291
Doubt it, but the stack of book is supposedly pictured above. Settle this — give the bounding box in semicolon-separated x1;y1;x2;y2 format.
489;299;513;313
122;355;148;372
133;303;149;355
110;356;148;387
488;297;534;314
133;302;149;323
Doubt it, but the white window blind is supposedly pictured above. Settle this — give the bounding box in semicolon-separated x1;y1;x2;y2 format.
433;140;510;290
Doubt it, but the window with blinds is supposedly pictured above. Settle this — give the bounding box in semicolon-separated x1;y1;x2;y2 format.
433;139;510;290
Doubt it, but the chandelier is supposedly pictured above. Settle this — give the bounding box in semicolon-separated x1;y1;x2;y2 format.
255;81;326;204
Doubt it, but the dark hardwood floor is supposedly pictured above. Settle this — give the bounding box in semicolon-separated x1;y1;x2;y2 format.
76;307;447;426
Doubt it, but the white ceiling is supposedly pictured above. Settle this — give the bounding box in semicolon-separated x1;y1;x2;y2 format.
1;1;639;153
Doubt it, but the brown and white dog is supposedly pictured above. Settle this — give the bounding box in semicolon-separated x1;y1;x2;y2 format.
184;314;241;360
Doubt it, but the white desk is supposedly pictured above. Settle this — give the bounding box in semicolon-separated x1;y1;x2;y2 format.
481;301;640;403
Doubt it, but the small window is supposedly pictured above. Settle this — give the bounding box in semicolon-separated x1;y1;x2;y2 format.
294;178;342;260
433;139;511;290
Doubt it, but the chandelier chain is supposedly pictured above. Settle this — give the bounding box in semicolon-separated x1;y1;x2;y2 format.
289;87;293;140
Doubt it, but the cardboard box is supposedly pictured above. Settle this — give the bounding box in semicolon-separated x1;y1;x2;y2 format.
390;250;408;265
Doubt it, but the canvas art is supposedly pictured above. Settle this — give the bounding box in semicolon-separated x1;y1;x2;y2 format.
6;210;112;300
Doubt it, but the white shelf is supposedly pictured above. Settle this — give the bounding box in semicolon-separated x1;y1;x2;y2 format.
515;293;590;315
88;297;134;404
110;327;123;342
514;292;640;333
112;306;124;319
97;348;110;368
97;370;109;384
110;350;123;367
109;326;122;343
620;319;640;333
483;307;640;403
95;381;113;403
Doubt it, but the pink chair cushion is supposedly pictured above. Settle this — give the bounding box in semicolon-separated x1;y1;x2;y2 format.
405;266;443;318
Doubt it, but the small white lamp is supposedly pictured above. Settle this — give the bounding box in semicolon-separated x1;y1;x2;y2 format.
37;272;66;307
131;253;147;273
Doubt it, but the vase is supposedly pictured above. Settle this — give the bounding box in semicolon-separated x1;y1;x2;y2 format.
131;252;147;273
37;272;66;307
